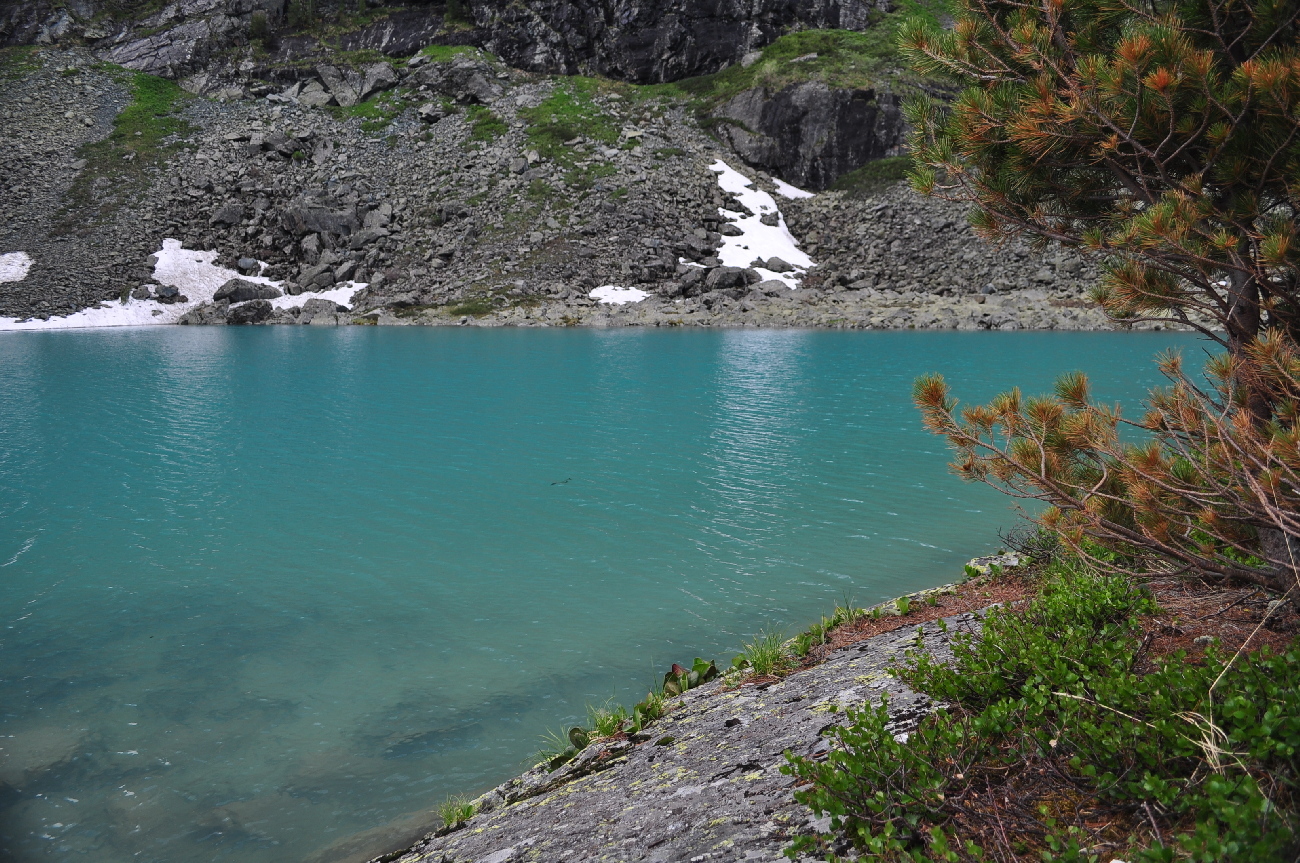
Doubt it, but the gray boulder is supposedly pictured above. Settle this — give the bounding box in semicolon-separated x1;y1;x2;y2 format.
214;278;281;303
280;193;360;238
209;202;244;226
316;64;363;108
298;81;334;108
704;266;745;291
358;62;399;102
178;300;229;325
226;299;273;325
764;257;794;273
154;284;187;304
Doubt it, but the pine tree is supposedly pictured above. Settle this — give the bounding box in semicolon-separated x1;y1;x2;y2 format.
902;1;1300;593
901;0;1299;366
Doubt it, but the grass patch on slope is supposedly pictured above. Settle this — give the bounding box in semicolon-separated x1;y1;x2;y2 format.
54;70;193;234
829;155;915;196
641;0;950;113
0;46;41;81
466;104;507;140
520;78;620;155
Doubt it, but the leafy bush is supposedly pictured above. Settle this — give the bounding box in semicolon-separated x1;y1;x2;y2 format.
783;560;1300;861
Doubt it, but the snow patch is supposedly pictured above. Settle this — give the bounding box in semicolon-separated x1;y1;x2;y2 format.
773;178;815;200
0;240;360;331
590;285;649;305
270;283;362;310
708;160;814;288
0;252;33;283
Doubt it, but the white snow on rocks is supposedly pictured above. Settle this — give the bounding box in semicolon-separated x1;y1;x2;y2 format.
773;178;815;200
0;240;360;331
708;160;815;288
590;284;649;305
0;252;33;283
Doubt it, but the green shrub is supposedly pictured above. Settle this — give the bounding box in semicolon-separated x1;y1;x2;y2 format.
248;10;272;49
586;701;629;738
446;297;495;317
783;559;1300;861
286;0;314;29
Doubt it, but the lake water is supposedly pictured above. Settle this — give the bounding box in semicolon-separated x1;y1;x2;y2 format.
0;328;1202;862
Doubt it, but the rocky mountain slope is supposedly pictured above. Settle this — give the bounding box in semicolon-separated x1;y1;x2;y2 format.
0;0;1162;332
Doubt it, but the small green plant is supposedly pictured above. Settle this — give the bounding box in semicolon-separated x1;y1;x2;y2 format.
437;794;476;828
894;595;911;616
828;156;914;196
662;657;719;696
525;179;553;202
733;630;791;677
444;0;471;25
537;727;578;769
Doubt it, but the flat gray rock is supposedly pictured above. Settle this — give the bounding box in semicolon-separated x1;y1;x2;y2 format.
379;611;984;863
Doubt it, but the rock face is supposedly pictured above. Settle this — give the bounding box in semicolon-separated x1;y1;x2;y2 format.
378;612;983;863
6;0;889;85
715;82;907;190
472;0;890;82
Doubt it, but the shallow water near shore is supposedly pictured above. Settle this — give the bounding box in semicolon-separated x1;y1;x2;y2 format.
0;327;1201;862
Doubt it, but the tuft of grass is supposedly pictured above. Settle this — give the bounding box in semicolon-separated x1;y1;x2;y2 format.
586;701;629;738
466;105;507;140
525;178;554;202
736;629;793;677
437;795;476;829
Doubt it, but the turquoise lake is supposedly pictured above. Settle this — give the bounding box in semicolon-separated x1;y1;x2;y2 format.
0;328;1203;862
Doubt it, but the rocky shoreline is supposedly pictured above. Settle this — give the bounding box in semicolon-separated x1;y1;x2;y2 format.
0;47;1186;333
359;594;999;863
